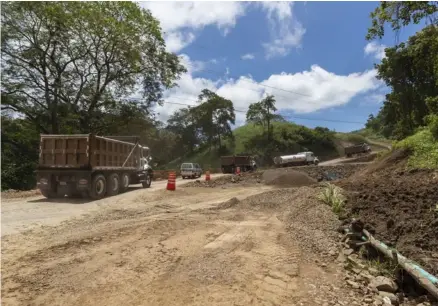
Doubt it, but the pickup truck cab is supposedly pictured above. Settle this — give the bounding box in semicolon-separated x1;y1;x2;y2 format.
180;163;202;179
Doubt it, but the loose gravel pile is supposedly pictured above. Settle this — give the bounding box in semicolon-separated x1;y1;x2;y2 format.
262;169;317;187
217;186;342;258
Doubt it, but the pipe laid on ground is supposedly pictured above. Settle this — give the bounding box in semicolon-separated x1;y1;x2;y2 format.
362;229;438;300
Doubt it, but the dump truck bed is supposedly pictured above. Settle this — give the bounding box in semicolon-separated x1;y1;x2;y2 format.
38;134;145;170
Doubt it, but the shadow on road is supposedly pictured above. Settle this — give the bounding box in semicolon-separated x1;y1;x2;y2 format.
27;186;144;204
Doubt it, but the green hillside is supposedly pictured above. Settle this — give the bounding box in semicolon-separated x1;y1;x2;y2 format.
164;122;390;170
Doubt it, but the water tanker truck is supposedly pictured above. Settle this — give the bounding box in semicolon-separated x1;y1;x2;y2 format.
273;151;319;167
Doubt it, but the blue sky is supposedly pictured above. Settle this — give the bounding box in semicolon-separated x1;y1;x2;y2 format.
140;1;425;132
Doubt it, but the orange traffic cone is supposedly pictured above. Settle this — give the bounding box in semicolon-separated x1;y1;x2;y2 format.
236;167;241;175
205;170;211;181
166;171;176;191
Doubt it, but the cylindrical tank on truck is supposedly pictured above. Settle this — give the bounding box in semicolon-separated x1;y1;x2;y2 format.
36;134;153;200
273;152;319;167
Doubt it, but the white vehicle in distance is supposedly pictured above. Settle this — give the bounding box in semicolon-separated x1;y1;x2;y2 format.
180;163;203;179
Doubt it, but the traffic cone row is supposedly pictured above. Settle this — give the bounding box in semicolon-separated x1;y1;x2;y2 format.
166;171;176;191
167;170;212;190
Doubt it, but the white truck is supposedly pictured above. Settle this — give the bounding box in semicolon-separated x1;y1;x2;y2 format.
273;151;319;167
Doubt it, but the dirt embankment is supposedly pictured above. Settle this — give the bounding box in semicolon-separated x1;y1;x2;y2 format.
338;150;438;275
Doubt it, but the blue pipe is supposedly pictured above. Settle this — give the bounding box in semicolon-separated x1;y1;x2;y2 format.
343;228;438;285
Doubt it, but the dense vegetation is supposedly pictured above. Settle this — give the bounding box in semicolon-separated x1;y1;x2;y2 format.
364;2;438;140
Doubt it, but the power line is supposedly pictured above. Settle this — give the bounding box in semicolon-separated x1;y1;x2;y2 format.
157;99;365;125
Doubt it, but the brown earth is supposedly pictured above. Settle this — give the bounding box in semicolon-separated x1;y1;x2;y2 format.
184;164;366;189
337;150;438;275
1;185;374;306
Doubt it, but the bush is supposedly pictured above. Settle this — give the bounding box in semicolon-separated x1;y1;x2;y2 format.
317;183;345;214
426;114;438;140
394;128;438;169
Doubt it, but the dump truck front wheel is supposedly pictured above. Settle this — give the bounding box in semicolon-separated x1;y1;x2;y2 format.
142;173;151;188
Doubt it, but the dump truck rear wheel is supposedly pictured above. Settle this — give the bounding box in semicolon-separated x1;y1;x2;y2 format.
90;174;106;200
107;173;120;196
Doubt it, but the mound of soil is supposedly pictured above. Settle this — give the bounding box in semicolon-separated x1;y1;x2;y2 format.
338;150;438;274
262;169;317;187
184;172;263;188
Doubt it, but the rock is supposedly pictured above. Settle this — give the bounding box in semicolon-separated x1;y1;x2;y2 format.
369;276;398;293
378;292;398;305
363;297;373;303
381;296;392;305
344;248;354;256
347;280;360;289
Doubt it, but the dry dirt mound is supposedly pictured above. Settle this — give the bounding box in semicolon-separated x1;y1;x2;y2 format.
337;150;438;275
262;169;317;187
184;172;263;188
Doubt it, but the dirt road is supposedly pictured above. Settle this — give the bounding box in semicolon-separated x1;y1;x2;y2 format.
2;177;371;306
1;174;224;237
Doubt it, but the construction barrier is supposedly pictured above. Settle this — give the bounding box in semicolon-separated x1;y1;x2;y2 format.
205;170;211;181
166;172;176;191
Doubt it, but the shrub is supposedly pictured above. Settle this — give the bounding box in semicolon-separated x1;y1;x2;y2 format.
317;183;345;214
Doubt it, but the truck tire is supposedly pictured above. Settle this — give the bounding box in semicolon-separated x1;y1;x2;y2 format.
142;173;151;188
120;173;130;193
107;173;120;196
90;174;107;200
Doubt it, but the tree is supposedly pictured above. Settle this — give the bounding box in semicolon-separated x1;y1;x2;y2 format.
371;25;438;139
1;1;186;134
246;95;281;141
166;107;200;154
193;89;235;150
366;1;438;40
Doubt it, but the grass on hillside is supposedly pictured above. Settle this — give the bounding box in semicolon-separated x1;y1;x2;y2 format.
164;122;391;169
394;128;438;169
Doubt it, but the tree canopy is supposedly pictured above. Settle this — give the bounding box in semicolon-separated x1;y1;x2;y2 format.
366;1;438;40
1;1;186;133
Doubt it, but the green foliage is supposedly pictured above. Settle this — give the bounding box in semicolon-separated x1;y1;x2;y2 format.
194;89;235;149
366;25;438;140
394;128;438;169
366;1;438;40
426;114;438;139
317;183;345;214
1;116;40;190
246;95;282;142
1;1;186;133
335;133;368;145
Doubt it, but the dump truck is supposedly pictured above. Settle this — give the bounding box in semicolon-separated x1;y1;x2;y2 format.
273;151;319;167
344;143;371;157
36;134;153;200
220;155;257;174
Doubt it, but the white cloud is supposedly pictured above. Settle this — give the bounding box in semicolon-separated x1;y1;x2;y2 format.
165;31;196;53
260;2;306;59
241;53;255;60
155;56;383;126
364;42;386;60
140;2;247;52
